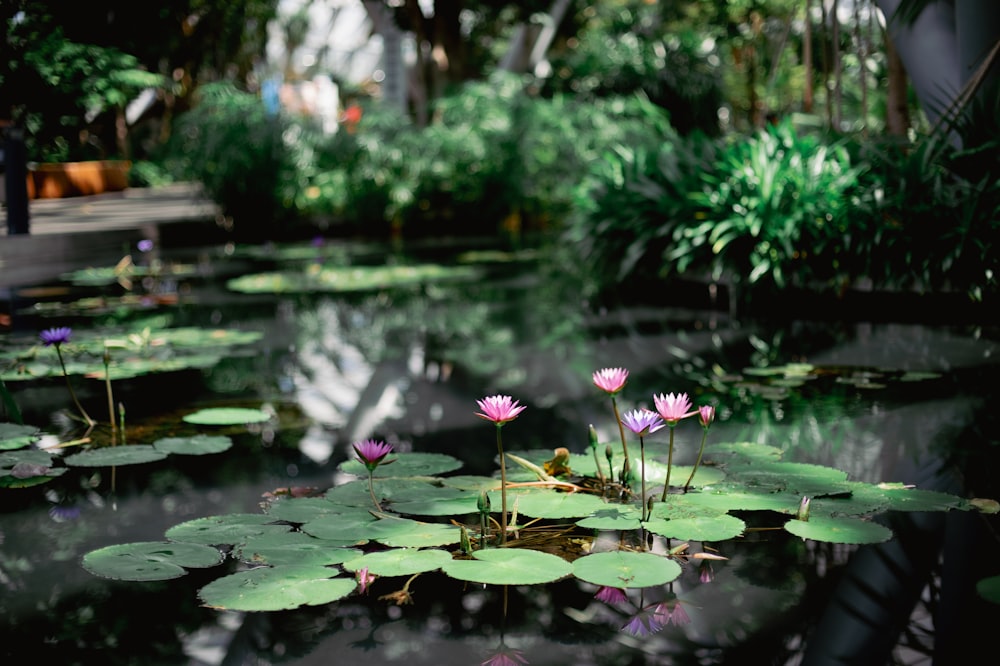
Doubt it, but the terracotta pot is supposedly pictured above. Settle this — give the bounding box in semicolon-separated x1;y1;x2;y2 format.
27;160;132;199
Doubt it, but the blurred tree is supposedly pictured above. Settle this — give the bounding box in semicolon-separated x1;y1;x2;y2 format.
1;0;277;161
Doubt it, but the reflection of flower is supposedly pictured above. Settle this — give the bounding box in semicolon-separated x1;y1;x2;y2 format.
482;644;529;666
137;239;154;252
594;586;629;605
654;600;691;627
621;607;665;636
593;367;628;394
475;395;526;425
699;560;715;583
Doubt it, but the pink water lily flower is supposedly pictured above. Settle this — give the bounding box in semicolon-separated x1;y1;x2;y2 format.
353;439;394;471
620;409;665;436
698;404;716;428
593;367;628;394
653;392;696;425
356;567;375;594
475;395;526;425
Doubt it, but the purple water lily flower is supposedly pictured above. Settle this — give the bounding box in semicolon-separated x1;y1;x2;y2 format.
39;327;72;346
353;439;394;471
620;409;665;436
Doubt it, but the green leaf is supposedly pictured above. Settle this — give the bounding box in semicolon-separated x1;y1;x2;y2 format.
576;505;642;530
64;445;169;468
182;407;271;425
338;452;463;478
644;514;746;542
236;533;361;567
976;575;1000;605
441;548;572;585
197;565;357;611
499;489;607;519
572;551;682;588
784;516;893;544
343;548;453;577
82;541;223;581
366;516;463;548
165;513;292;546
153;434;233;455
0;423;39;450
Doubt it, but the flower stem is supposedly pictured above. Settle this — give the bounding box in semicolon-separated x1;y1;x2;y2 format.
496;425;508;545
103;345;117;433
367;471;382;511
639;436;648;521
661;426;675;502
55;345;94;426
684;428;709;493
611;396;631;484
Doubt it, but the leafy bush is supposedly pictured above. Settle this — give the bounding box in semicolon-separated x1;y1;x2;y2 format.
163;82;299;240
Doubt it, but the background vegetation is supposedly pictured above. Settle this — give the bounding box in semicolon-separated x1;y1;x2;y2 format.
2;0;996;306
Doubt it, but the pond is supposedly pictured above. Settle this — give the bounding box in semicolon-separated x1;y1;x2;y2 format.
1;235;998;666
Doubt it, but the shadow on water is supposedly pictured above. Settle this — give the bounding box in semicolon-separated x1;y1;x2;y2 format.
0;237;998;665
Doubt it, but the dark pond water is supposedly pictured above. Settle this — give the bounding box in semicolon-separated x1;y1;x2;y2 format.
1;236;998;665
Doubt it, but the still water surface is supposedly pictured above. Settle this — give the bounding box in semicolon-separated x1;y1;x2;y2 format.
1;238;997;665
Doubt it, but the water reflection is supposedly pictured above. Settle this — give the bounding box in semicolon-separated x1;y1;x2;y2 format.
1;240;998;665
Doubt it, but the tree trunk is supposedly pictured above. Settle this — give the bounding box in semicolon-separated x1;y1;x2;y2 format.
884;28;911;136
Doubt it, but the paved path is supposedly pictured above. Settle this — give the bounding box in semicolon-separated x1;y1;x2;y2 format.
1;183;220;288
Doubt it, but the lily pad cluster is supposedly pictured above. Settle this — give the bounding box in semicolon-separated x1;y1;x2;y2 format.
226;262;483;294
78;443;988;613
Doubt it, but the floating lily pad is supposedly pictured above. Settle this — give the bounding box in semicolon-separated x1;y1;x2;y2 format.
977;575;1000;605
82;541;223;581
878;486;971;512
682;487;803;513
299;510;380;545
572;551;682;588
644;514;746;542
705;441;785;462
496;489;607;519
0;423;40;451
165;513;292;546
226;263;482;294
338;452;463;478
576;505;642;530
264;497;370;524
366;516;463;548
784;516;894;544
153;434;233;455
198;565;357;611
182;407;271;425
342;548;453;577
236;533;361;567
441;548;572;585
63;445;168;468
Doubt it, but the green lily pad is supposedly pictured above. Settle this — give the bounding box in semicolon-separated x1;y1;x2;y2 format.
82;541;223;581
498;489;607;519
572;551;682;588
784;516;894;544
576;505;642;530
300;511;380;545
879;486;971;512
264;497;370;524
338;452;463;478
0;423;40;451
182;407;271;425
236;533;361;567
366;516;463;548
704;441;784;462
976;575;1000;605
683;487;803;513
342;548;453;577
153;434;233;455
441;548;573;585
644;514;746;542
226;263;481;294
63;445;168;468
197;565;357;611
726;461;851;495
165;513;292;546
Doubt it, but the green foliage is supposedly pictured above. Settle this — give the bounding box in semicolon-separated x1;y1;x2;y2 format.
163;82;299;240
564;119;997;305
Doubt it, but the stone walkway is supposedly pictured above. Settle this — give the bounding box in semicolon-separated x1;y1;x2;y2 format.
1;183;219;288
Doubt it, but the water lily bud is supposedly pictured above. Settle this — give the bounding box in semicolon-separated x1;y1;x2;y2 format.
460;525;472;555
589;424;599;451
797;496;811;521
477;490;491;514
